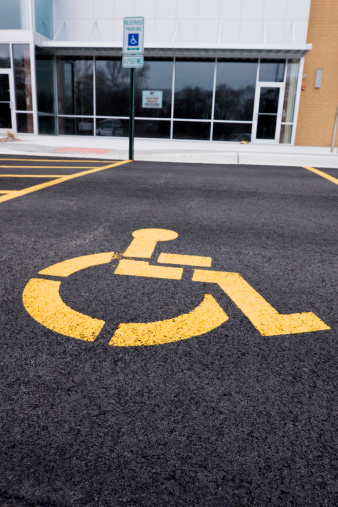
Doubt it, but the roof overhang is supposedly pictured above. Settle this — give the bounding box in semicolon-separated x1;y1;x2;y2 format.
41;41;312;59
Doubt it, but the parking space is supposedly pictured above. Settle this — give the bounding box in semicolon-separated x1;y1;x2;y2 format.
0;157;130;204
0;157;337;506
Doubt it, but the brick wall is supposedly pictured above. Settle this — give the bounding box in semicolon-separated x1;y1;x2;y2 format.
295;0;338;146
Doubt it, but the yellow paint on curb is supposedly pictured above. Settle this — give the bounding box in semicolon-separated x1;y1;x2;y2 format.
109;294;228;346
23;278;105;341
39;252;117;277
193;269;330;336
115;259;183;280
158;253;212;267
303;166;338;185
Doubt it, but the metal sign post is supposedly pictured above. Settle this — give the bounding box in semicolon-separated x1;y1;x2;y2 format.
123;17;144;161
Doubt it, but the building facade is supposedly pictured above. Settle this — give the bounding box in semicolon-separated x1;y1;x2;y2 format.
0;0;322;146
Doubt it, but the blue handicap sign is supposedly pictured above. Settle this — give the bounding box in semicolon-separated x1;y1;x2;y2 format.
128;33;139;47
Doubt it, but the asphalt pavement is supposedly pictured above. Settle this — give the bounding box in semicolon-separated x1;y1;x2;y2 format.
0;156;337;506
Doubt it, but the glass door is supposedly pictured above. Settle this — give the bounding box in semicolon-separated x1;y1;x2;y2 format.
0;70;15;133
252;83;284;143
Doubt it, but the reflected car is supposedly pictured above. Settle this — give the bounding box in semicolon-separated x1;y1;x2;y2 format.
96;119;124;137
227;133;251;142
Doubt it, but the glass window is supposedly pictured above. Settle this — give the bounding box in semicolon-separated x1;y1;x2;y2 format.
0;103;12;129
96;58;129;117
38;114;56;135
96;118;128;137
13;44;33;112
135;120;170;138
17;113;34;133
213;123;252;142
173;121;210;140
59;117;94;136
34;0;53;39
214;60;257;121
174;59;214;120
280;124;293;144
135;59;173;118
0;74;10;102
36;48;55;114
282;59;300;123
57;57;93;116
0;45;10;68
0;0;27;29
259;59;285;82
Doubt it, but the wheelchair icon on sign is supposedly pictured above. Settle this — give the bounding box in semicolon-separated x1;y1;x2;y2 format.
128;33;139;46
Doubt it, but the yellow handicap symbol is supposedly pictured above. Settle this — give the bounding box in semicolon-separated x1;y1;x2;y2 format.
22;228;330;346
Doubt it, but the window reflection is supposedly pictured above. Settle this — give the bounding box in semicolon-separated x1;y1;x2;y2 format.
135;120;170;138
96;58;129;117
0;0;26;29
96;118;128;137
59;117;94;136
17;113;33;133
57;57;93;116
213;123;252;142
0;45;10;68
215;60;257;121
34;0;53;39
282;60;299;123
174;60;214;120
173;121;210;140
135;60;173;118
259;59;285;82
36;48;55;114
38;114;56;135
13;44;32;112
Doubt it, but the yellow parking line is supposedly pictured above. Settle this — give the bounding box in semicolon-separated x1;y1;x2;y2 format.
0;174;65;178
0;190;18;194
0;165;97;169
303;166;338;185
0;160;131;204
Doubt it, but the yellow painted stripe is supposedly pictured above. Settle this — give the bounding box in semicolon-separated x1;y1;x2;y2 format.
23;278;105;342
0;160;131;204
158;253;212;267
39;252;116;277
0;174;65;178
193;269;330;336
115;259;183;280
303;166;338;185
0;165;97;169
110;294;228;346
0;190;18;194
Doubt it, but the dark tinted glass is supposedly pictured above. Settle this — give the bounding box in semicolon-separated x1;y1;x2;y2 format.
135;120;170;138
16;113;33;133
59;117;94;136
256;115;277;139
259;87;280;114
96;118;128;137
174;60;214;119
13;44;32;111
38;114;56;135
0;103;12;128
0;74;10;101
96;58;129;117
215;60;257;121
173;121;210;140
36;48;55;114
57;57;93;116
0;45;10;68
259;59;285;82
135;60;172;118
213;123;252;142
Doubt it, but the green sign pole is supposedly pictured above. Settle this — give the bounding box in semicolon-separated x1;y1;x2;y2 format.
129;67;135;161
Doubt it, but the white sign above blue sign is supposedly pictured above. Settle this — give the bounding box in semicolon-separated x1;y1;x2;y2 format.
122;55;144;68
123;17;144;54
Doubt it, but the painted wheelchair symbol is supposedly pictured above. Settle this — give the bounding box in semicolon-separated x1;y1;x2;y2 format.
23;229;330;346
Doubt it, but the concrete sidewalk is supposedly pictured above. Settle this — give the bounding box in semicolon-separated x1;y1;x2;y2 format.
1;134;338;167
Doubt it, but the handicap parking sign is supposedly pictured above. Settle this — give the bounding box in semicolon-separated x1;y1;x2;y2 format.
128;33;139;47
